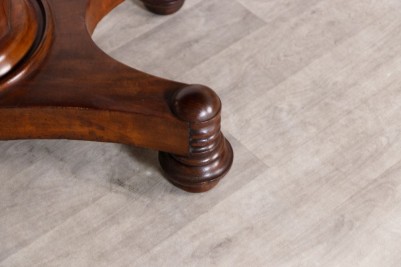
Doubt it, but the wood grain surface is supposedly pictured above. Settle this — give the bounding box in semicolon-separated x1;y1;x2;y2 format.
2;0;401;266
0;0;233;192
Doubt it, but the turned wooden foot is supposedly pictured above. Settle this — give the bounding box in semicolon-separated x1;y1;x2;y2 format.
159;85;234;193
142;0;185;15
0;0;233;193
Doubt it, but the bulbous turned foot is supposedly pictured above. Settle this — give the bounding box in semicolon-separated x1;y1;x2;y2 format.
142;0;185;15
159;85;234;193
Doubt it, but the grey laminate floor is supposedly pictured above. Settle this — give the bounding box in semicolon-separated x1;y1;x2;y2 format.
2;0;401;266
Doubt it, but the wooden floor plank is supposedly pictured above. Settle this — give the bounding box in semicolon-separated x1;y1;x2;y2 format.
95;0;265;79
2;0;401;266
0;136;267;266
131;73;401;266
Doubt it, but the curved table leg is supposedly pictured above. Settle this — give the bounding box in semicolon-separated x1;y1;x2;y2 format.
0;0;232;193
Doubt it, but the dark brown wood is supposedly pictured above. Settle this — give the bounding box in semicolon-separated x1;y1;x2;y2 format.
141;0;185;15
159;85;233;192
0;0;39;78
0;0;233;192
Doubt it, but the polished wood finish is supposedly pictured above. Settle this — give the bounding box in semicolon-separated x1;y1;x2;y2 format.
0;0;39;78
141;0;185;15
0;0;232;192
159;85;233;192
4;1;401;265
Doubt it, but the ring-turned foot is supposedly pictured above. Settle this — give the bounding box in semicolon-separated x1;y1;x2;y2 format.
159;85;234;193
142;0;185;15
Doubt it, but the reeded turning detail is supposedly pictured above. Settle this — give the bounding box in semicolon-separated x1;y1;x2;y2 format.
141;0;185;15
0;0;233;194
159;85;234;193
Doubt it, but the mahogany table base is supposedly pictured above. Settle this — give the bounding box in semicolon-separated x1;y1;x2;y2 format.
0;0;233;193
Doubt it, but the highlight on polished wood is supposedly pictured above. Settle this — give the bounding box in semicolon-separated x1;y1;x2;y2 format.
141;0;185;15
0;0;233;193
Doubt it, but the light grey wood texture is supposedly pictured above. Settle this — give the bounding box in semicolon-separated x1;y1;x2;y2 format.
2;0;401;266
